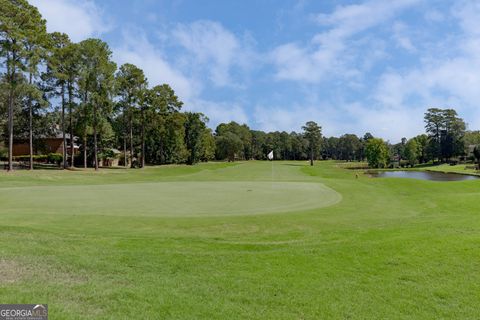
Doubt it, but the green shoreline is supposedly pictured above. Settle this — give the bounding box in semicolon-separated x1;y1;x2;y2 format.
364;165;480;177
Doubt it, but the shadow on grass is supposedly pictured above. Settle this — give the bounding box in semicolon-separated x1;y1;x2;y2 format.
281;163;306;167
413;163;443;168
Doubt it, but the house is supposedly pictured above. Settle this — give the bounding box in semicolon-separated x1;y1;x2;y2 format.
12;131;80;157
467;145;476;158
100;148;121;167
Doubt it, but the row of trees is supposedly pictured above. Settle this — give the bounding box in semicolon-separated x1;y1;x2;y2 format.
363;108;472;168
1;0;216;171
1;0;325;170
213;121;321;165
2;2;477;171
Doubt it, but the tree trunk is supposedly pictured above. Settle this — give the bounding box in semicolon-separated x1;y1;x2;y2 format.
83;90;88;169
28;73;33;170
93;103;98;171
310;149;314;166
61;85;67;169
130;113;134;168
69;84;74;168
123;135;127;167
123;111;127;167
7;86;14;172
83;135;87;168
141;108;145;168
7;49;15;172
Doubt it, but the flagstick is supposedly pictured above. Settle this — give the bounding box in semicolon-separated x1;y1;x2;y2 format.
268;150;274;189
271;158;273;189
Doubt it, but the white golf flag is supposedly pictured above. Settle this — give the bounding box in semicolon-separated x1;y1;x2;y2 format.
267;150;274;160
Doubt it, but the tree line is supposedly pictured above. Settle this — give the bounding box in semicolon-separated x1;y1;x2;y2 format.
0;1;216;170
213;108;479;169
1;1;326;170
360;108;477;168
2;1;478;171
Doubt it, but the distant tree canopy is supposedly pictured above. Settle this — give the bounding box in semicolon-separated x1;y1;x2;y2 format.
424;108;466;162
302;121;322;166
404;138;420;166
473;146;480;167
365;138;389;168
0;1;475;170
184;112;213;164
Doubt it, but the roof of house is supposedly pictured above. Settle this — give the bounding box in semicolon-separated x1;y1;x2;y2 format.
38;130;78;140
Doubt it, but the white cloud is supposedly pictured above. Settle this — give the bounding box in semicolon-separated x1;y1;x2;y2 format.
172;20;255;87
271;0;422;83
314;0;420;33
266;0;480;141
31;0;480;142
372;57;480;132
172;21;237;86
424;9;445;22
270;43;325;82
252;98;427;142
254;105;304;133
112;28;251;129
253;103;345;137
30;0;111;42
112;30;199;102
392;22;416;52
368;0;480;136
453;0;480;37
185;100;249;129
347;103;425;141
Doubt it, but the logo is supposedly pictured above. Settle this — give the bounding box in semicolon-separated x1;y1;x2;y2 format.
0;304;48;320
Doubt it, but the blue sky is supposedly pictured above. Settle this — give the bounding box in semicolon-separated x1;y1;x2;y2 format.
30;0;480;142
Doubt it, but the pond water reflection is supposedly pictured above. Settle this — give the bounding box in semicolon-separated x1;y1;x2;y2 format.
369;170;479;181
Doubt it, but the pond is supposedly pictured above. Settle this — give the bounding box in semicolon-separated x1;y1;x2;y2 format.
369;170;479;181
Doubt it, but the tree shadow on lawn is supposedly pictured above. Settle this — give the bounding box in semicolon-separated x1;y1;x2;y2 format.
281;163;307;167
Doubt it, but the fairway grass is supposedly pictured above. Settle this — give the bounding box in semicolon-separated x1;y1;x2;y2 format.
1;161;480;319
0;181;341;217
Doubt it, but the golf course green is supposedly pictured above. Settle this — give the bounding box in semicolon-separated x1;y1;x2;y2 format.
1;161;480;319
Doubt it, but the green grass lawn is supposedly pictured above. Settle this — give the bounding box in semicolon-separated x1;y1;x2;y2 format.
1;161;480;319
416;163;480;176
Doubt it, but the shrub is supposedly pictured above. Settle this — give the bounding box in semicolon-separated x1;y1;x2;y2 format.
365;138;389;168
0;147;7;159
399;160;409;168
47;153;63;165
12;155;49;162
100;148;115;159
0;153;60;163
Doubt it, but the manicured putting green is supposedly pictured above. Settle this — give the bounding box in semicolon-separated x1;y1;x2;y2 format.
0;181;341;217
